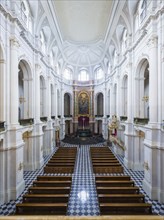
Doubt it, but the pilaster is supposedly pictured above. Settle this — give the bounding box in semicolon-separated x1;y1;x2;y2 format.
147;35;158;125
10;37;19;126
0;59;5;121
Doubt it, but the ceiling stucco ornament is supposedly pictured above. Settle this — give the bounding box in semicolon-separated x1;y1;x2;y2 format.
79;46;89;53
62;40;106;67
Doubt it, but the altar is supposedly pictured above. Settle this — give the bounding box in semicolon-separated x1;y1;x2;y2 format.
76;129;92;137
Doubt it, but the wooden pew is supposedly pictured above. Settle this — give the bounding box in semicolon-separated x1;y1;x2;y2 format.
97;186;140;194
93;166;123;174
37;175;72;181
49;159;75;162
23;194;69;203
16;203;67;215
92;157;116;160
51;156;76;159
95;175;131;181
95;180;134;187
91;155;117;160
91;152;114;154
33;180;71;187
44;166;74;174
99;203;152;215
98;194;145;203
92;159;118;162
92;162;121;166
28;186;71;194
91;155;116;158
90;147;112;151
46;162;75;166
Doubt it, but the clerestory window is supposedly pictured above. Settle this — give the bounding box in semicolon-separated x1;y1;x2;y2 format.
78;70;89;81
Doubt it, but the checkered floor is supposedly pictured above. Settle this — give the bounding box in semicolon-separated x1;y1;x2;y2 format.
0;143;164;216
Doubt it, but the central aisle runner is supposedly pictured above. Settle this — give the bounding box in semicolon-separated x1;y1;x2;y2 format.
67;145;100;216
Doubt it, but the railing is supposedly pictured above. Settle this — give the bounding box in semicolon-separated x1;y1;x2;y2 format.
40;117;48;122
64;115;72;118
0;121;5;132
134;117;149;125
110;135;125;151
120;116;127;121
95;115;103;117
19;118;34;126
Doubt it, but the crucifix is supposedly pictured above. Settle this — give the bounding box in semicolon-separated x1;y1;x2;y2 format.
82;117;85;130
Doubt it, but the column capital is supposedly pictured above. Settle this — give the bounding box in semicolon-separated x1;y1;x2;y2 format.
147;35;158;48
10;37;20;48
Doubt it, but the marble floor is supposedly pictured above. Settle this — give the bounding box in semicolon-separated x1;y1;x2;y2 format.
0;143;164;216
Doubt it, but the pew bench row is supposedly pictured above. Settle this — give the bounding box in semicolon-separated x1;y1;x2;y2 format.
16;175;72;215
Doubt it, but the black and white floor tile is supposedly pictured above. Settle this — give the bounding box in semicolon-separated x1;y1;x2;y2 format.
0;147;58;216
0;143;164;216
109;145;164;216
67;145;100;216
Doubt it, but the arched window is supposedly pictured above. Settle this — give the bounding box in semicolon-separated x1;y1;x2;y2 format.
122;29;127;53
20;1;33;33
21;2;27;23
140;0;147;23
63;68;72;80
78;69;89;81
40;30;46;54
95;67;104;80
56;63;60;75
113;50;118;67
50;51;54;67
108;62;111;74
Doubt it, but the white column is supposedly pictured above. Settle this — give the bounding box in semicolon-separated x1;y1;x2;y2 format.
103;87;107;117
61;85;64;118
10;38;19;126
54;83;58;118
127;56;133;122
116;79;121;117
47;76;51;120
35;65;41;122
139;77;145;118
60;85;65;139
161;14;164;123
103;86;108;139
109;84;113;116
0;59;5;121
51;86;55;117
148;35;158;124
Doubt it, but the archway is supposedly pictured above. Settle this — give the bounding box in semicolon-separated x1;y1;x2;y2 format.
18;60;33;120
64;93;71;117
96;93;104;116
122;75;128;116
135;59;149;119
40;75;46;117
51;84;55;118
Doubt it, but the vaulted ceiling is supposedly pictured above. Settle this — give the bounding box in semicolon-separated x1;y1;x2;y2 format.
36;0;138;70
53;0;113;43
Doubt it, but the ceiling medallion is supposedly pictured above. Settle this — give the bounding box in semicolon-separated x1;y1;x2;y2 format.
79;46;89;53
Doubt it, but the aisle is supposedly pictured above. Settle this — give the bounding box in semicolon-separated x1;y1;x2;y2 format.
67;145;100;215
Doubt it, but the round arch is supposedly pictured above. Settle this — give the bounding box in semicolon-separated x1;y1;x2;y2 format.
135;58;150;118
18;59;33;120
